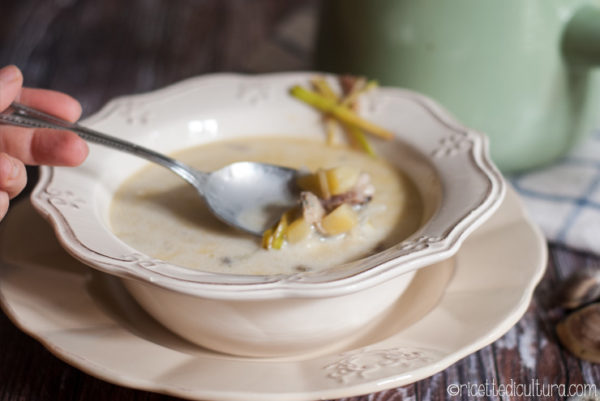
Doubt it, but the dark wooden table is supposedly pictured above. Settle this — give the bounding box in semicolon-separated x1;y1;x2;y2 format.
0;1;598;400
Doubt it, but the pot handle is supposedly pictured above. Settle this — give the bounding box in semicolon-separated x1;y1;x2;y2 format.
563;4;600;66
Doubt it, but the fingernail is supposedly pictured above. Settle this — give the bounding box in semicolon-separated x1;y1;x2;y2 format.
0;65;21;86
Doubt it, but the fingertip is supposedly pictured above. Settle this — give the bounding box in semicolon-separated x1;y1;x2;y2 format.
0;153;27;199
1;65;23;83
62;132;89;166
0;153;18;180
59;93;83;122
18;88;83;122
29;129;89;166
0;65;23;111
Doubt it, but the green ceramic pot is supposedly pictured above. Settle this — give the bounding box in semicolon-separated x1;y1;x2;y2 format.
316;0;600;173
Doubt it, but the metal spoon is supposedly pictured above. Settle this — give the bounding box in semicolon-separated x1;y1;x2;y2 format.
0;102;299;236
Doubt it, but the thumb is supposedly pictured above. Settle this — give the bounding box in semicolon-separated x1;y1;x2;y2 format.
0;65;23;111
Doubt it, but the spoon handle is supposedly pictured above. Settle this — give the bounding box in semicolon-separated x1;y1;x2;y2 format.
0;102;205;187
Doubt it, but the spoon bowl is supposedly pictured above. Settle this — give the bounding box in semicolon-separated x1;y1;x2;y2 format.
203;162;299;235
0;102;299;235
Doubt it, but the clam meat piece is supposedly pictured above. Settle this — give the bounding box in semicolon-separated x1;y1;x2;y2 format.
321;172;375;210
301;191;325;225
556;303;600;363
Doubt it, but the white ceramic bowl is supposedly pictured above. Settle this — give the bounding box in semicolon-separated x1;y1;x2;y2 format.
32;73;504;357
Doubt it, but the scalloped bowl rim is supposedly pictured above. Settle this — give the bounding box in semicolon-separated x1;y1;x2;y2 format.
31;72;505;300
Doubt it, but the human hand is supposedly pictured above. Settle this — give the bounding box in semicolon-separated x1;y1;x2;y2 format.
0;65;88;220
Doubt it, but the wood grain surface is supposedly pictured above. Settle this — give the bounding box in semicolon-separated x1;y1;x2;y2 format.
0;1;598;400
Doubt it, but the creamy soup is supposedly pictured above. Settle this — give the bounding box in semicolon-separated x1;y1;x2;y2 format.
110;137;423;275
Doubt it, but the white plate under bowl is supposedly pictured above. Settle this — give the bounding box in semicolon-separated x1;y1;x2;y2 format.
28;73;506;357
0;187;547;401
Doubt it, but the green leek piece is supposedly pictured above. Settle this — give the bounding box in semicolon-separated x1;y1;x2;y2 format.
262;212;289;250
325;118;337;145
345;124;377;157
311;78;340;145
261;227;274;249
290;85;394;140
310;77;338;101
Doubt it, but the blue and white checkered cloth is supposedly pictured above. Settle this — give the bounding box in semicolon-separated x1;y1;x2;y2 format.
510;130;600;255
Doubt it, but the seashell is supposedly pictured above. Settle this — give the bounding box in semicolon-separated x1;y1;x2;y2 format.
556;268;600;309
556;303;600;363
